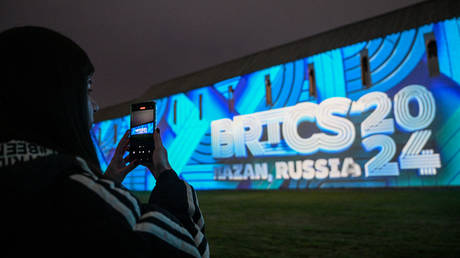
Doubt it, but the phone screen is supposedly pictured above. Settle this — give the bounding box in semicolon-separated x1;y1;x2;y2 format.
130;101;156;163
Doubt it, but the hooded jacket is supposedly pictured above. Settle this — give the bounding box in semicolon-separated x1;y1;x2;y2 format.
1;140;209;258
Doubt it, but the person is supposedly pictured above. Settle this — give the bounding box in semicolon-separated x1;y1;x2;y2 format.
0;26;209;258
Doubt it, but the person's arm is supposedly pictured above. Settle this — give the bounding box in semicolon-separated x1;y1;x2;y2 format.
145;128;209;257
62;169;204;258
147;169;208;257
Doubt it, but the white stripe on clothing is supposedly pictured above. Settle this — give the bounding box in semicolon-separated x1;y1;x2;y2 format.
99;179;141;218
184;182;195;218
197;215;205;230
193;223;209;258
187;182;204;230
134;222;201;258
202;243;210;258
140;211;194;241
75;156;97;177
194;230;204;246
193;223;208;258
70;174;136;228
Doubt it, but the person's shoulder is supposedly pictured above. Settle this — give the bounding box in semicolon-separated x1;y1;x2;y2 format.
2;153;85;193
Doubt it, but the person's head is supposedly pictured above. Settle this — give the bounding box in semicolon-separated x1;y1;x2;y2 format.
0;26;101;172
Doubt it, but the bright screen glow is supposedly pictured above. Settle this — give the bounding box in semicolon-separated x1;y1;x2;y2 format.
92;17;460;191
131;123;154;136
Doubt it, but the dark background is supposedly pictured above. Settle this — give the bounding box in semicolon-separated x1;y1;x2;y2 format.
0;0;424;108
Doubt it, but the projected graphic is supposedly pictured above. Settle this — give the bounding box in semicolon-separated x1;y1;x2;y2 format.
131;123;154;135
91;17;460;191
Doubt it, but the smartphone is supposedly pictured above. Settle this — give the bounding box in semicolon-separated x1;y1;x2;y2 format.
130;101;156;163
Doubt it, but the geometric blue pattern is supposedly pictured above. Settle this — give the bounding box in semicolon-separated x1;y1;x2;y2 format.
92;17;460;190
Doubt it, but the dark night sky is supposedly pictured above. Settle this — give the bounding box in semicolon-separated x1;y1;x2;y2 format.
0;0;424;108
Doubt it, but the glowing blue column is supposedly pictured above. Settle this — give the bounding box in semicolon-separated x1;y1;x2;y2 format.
313;49;346;101
436;18;460;86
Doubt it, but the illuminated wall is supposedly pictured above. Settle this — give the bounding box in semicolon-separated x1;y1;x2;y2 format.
92;17;460;191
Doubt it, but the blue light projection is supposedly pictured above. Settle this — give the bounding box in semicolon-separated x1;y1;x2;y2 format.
92;17;460;191
131;123;154;135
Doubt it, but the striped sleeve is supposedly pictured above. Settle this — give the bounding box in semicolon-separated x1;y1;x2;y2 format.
184;181;209;257
149;170;210;258
135;211;201;257
67;172;204;257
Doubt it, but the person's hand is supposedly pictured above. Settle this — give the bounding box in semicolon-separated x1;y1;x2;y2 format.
145;128;172;179
104;130;139;184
